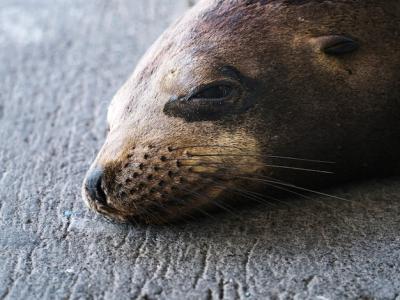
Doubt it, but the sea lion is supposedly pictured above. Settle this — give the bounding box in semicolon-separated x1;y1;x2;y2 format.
82;0;400;223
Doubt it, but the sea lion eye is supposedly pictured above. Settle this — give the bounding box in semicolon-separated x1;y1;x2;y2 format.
190;85;233;100
314;35;359;55
163;81;246;121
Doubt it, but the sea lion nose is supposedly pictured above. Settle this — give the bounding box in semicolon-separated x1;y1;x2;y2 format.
84;167;107;205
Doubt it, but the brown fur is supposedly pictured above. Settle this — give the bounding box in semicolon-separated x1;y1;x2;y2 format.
82;0;400;223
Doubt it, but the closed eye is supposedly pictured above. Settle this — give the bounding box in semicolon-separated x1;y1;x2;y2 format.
312;35;359;55
190;84;233;100
163;81;244;121
163;66;256;122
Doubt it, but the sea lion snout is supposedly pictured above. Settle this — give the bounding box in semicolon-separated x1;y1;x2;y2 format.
82;144;205;222
83;138;262;223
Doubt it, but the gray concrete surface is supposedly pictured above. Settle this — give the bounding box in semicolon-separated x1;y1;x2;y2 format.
0;1;400;299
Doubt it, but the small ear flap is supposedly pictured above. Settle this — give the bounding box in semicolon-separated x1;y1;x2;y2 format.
312;35;359;55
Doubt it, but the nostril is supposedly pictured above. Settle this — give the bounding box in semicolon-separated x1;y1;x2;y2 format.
85;167;107;205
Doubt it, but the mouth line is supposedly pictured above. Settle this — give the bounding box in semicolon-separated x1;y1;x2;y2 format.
82;187;129;221
84;184;224;224
83;188;175;223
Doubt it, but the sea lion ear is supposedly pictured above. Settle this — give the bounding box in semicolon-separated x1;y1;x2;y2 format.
312;35;359;55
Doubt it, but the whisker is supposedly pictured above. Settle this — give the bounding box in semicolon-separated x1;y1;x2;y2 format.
207;177;322;219
234;187;280;208
169;144;243;151
169;144;335;164
166;193;218;221
186;153;335;164
217;183;279;209
179;186;240;217
145;196;202;223
191;164;347;201
208;175;308;204
179;164;346;204
253;180;337;209
177;160;333;174
264;155;335;164
236;176;349;202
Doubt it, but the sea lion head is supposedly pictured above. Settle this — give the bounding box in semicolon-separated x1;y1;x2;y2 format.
82;0;400;223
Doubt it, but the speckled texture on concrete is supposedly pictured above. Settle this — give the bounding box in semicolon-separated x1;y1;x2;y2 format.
0;1;399;299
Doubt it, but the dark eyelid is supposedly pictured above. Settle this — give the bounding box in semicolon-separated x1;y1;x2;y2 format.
313;35;359;55
165;80;238;112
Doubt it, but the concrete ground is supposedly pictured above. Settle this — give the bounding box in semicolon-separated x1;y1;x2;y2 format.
0;1;399;299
